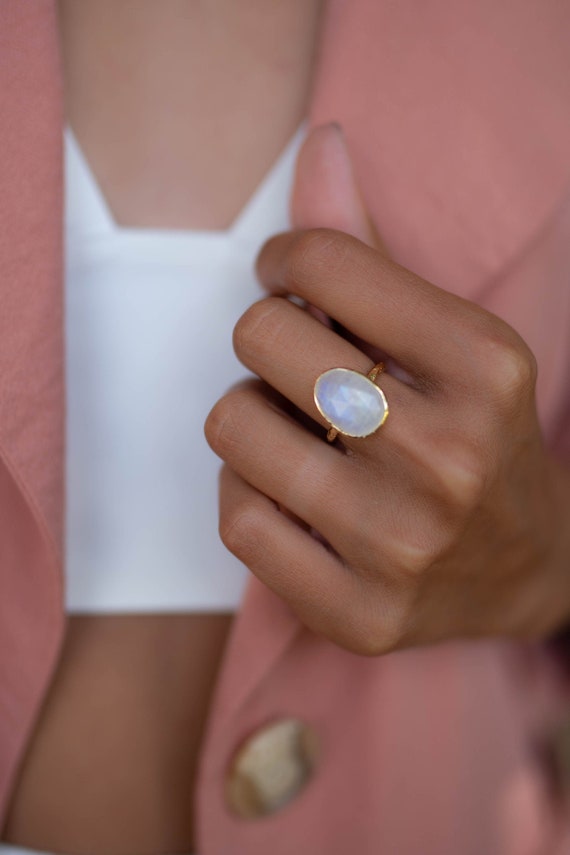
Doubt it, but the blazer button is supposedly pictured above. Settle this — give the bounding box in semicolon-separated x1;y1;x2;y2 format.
225;718;320;819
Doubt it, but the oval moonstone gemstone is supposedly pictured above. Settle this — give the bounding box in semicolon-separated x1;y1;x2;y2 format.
314;368;388;438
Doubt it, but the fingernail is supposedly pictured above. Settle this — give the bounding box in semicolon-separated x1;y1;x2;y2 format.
329;121;345;138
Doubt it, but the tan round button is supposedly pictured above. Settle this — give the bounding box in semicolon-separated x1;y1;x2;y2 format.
225;718;320;819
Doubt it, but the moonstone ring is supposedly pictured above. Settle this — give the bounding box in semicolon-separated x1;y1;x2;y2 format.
314;363;389;442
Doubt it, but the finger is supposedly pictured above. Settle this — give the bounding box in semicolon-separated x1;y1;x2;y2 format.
206;381;447;582
206;380;370;555
256;228;488;388
286;123;388;334
233;295;430;456
291;123;383;250
218;464;388;653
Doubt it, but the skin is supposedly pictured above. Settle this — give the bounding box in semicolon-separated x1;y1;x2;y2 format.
205;126;570;656
57;0;322;230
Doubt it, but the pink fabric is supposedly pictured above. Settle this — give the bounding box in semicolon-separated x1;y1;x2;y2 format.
0;0;65;819
0;1;569;852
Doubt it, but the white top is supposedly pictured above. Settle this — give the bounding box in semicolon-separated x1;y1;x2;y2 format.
63;125;305;613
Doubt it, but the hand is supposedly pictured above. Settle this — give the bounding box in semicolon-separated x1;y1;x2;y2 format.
205;124;570;655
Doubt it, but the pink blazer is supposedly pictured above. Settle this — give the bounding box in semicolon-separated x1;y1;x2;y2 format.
1;2;570;852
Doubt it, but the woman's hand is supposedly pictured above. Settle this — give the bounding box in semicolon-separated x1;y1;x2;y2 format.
205;125;570;655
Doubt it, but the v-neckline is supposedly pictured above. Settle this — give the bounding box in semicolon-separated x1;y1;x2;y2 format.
64;122;306;246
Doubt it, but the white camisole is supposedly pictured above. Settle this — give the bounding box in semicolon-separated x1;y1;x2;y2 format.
63;125;305;613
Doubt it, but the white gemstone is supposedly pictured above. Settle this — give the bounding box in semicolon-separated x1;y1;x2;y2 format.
314;368;388;437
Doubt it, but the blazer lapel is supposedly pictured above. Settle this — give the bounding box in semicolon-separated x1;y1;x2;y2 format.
0;0;65;809
0;0;64;559
205;578;301;725
310;0;570;300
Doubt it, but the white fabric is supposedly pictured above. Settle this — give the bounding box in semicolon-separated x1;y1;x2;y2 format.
64;124;305;612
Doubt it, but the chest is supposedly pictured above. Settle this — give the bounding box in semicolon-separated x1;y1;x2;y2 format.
57;0;323;230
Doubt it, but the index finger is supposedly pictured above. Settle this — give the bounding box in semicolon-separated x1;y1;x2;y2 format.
256;228;490;389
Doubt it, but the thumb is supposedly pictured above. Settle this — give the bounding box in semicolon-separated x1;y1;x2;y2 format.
289;123;397;374
290;122;385;252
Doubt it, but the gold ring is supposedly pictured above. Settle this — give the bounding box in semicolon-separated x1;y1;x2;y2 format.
313;363;389;442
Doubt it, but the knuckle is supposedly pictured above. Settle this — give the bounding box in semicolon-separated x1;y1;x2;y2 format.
395;539;436;577
219;506;262;561
345;590;409;656
204;392;250;457
439;441;488;510
387;512;457;578
483;328;537;406
342;621;390;657
372;510;445;579
425;427;488;512
400;528;457;579
233;297;284;361
286;228;350;288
